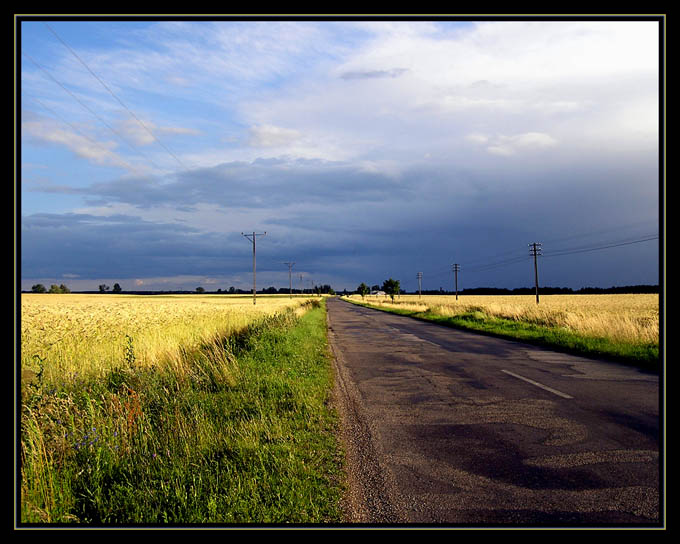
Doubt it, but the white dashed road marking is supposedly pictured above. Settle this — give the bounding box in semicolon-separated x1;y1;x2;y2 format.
502;369;574;399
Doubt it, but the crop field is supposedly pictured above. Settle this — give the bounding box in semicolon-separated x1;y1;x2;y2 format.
345;293;660;364
19;294;343;524
21;293;312;385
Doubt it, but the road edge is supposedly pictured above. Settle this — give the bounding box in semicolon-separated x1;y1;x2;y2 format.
326;298;404;524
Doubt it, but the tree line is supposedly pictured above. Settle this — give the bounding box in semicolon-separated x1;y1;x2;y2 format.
404;285;659;295
29;283;123;293
28;281;658;296
30;283;71;294
354;282;658;297
27;283;338;295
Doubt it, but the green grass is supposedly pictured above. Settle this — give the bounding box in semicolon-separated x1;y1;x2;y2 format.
347;299;659;371
20;299;345;525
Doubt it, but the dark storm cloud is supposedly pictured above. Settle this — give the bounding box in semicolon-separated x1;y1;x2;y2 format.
21;151;660;291
21;213;244;279
80;158;412;210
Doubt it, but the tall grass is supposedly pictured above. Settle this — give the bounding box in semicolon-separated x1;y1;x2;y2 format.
19;295;343;524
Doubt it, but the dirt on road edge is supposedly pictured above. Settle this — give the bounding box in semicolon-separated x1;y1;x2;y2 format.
327;301;405;524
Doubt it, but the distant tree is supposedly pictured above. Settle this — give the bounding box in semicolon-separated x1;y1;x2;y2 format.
381;278;400;302
357;282;369;299
228;286;236;294
99;284;110;293
196;286;205;294
48;284;69;294
31;284;46;293
112;283;122;293
371;285;380;293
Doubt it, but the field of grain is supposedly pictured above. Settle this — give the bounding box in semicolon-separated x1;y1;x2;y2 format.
21;294;314;385
345;293;659;346
20;293;340;524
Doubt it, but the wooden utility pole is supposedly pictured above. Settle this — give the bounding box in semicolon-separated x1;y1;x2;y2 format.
529;242;542;304
417;272;423;298
241;231;266;305
452;263;460;300
283;261;295;298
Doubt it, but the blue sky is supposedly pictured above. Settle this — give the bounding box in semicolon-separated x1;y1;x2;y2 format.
18;16;663;292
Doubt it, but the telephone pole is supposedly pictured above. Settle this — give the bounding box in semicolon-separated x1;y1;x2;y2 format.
283;261;295;298
529;242;542;304
452;264;460;300
417;272;423;298
241;231;266;305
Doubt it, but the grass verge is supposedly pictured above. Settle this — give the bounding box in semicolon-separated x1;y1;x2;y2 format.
346;299;659;372
20;299;345;525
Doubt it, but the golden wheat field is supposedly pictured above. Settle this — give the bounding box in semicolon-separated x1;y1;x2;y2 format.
21;294;314;385
346;293;660;346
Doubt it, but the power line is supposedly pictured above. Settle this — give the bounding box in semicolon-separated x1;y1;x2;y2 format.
412;228;658;292
539;220;659;248
22;51;164;172
43;22;188;171
542;235;658;258
25;92;142;173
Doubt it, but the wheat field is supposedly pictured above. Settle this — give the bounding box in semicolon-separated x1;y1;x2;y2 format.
21;294;314;385
346;293;660;346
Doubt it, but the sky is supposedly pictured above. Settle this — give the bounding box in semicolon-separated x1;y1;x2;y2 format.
17;16;663;293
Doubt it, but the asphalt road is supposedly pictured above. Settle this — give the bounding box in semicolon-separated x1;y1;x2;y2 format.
326;298;662;527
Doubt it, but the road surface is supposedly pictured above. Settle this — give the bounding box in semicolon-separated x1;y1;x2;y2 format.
326;298;662;527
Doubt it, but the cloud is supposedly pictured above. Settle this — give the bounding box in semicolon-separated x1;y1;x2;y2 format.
22;117;130;169
340;67;408;80
21;212;234;279
465;133;489;144
248;124;302;148
65;156;413;211
467;131;558;157
20;20;660;291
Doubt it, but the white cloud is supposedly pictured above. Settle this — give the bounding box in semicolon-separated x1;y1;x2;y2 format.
248;124;302;148
118;118;200;146
22;117;131;169
465;133;489;144
233;20;657;167
473;131;558;157
487;145;515;157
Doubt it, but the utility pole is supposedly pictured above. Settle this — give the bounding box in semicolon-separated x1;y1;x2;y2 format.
452;264;460;300
417;272;423;298
529;242;542;304
241;231;266;305
283;261;295;298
